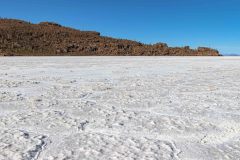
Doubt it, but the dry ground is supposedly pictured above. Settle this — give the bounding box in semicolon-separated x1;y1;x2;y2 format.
0;57;240;160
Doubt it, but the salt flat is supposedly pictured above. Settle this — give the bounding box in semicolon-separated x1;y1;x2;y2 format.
0;57;240;160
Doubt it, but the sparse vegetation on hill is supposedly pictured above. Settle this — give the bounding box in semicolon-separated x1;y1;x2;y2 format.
0;19;220;56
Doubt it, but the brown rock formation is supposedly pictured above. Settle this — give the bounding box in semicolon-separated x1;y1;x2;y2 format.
0;19;220;56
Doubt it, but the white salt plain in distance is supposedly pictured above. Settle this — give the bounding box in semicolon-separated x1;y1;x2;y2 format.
0;57;240;160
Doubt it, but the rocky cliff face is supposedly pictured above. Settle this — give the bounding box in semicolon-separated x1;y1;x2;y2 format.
0;19;220;56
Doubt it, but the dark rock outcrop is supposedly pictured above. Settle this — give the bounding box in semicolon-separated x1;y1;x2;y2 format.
0;19;220;56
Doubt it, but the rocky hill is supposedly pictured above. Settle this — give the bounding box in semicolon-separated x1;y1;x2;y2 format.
0;19;220;56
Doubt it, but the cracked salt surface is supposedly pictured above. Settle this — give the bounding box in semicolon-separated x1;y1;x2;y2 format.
0;57;240;160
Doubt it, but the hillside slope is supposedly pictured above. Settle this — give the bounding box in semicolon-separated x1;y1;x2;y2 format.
0;19;220;56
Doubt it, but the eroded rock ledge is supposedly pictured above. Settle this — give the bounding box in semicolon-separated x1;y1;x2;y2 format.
0;19;220;56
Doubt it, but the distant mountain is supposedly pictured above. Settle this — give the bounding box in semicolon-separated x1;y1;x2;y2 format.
224;54;239;56
0;19;220;56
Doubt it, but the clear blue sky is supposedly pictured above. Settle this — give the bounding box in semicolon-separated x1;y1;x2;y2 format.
0;0;240;55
